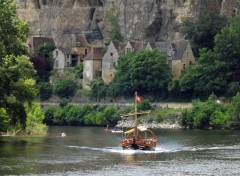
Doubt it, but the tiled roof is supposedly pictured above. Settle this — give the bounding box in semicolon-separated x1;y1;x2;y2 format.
112;40;125;54
83;47;103;60
154;42;172;55
171;40;188;60
151;40;189;60
76;34;90;47
129;41;145;51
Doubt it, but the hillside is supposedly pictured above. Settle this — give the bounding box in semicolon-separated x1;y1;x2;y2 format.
16;0;240;47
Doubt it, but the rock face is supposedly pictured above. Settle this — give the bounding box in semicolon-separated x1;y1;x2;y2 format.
16;0;240;47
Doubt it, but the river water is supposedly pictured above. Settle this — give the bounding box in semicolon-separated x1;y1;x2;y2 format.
0;127;240;176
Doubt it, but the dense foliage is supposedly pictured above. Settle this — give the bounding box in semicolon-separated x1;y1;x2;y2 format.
181;93;240;129
180;15;240;99
0;0;46;134
37;82;53;101
53;79;77;98
31;43;55;82
108;49;172;98
43;104;120;126
181;12;227;56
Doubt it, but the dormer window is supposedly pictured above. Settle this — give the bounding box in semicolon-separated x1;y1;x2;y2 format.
110;52;113;56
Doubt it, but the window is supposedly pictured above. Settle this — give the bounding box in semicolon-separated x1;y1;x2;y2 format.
55;60;59;68
189;61;192;65
126;48;131;53
56;50;58;56
110;52;113;56
110;62;115;69
85;49;88;55
183;64;186;69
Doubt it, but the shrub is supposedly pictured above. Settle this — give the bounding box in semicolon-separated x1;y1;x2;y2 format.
37;82;53;101
138;99;152;111
53;79;77;98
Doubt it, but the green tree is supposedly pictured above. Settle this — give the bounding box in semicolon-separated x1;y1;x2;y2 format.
214;15;240;80
37;82;53;101
138;99;152;111
105;4;124;43
230;92;240;128
180;49;228;98
109;49;171;97
181;12;227;56
182;94;228;129
103;106;120;125
53;79;77;98
90;78;107;102
0;0;29;57
25;103;48;135
0;0;40;133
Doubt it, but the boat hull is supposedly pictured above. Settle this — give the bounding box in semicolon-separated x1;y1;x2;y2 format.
121;137;157;151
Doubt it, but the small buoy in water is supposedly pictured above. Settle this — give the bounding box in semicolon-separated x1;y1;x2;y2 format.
61;132;66;137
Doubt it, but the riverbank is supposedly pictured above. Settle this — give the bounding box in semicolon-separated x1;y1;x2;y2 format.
115;119;182;129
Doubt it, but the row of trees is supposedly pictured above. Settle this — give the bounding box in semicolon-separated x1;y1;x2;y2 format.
43;99;153;126
44;103;120;126
182;93;240;129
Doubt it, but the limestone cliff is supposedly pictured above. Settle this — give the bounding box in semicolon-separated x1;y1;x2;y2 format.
16;0;240;47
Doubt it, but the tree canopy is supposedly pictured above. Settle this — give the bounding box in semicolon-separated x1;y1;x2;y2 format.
180;15;240;99
0;0;39;133
109;49;172;97
181;12;227;56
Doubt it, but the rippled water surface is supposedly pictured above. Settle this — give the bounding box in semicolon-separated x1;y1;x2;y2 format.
0;127;240;175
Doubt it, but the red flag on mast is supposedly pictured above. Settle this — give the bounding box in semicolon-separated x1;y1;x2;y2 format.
136;95;142;102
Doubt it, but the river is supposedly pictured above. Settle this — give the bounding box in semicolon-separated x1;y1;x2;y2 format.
0;127;240;176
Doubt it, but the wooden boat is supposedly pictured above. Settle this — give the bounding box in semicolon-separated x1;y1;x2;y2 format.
121;92;157;150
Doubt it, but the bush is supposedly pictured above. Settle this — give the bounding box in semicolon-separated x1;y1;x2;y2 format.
138;99;152;111
25;103;48;135
59;98;69;107
37;82;53;100
53;79;77;98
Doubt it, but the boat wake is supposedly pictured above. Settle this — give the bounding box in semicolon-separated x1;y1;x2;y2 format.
66;145;240;155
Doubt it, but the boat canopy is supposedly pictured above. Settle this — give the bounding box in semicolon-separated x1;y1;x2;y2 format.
124;125;148;134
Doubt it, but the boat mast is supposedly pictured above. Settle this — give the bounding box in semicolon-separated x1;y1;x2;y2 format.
134;92;138;138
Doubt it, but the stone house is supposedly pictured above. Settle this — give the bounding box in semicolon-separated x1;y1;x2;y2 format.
52;35;91;73
53;47;81;73
102;41;125;84
146;40;196;78
125;41;145;54
74;34;91;57
82;47;104;89
101;40;145;84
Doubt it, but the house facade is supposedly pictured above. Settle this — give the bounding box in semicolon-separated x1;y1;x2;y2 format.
147;40;196;78
53;48;67;73
53;47;82;73
102;41;121;84
82;47;103;89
